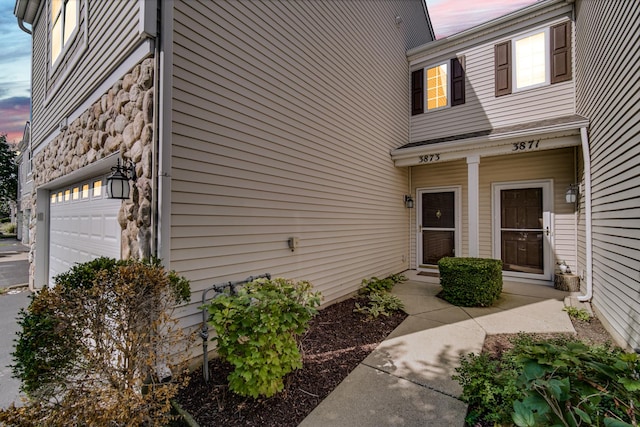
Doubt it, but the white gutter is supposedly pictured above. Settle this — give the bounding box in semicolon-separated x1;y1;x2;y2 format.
578;126;593;302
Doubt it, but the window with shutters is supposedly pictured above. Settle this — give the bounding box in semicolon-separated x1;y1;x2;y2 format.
51;0;79;66
495;21;571;97
411;57;465;115
427;63;448;110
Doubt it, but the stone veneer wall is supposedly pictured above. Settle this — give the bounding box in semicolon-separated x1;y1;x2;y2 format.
29;57;156;285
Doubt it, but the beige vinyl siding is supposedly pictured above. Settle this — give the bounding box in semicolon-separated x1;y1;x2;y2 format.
410;160;468;267
575;0;640;349
410;40;575;142
480;149;576;265
31;0;143;147
31;11;47;137
170;0;429;325
410;149;576;269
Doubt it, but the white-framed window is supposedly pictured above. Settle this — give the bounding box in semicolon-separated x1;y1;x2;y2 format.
51;0;79;66
426;63;448;110
513;29;549;90
411;57;465;115
495;21;571;97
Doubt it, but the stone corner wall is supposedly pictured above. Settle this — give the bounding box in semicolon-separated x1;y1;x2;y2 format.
28;57;156;287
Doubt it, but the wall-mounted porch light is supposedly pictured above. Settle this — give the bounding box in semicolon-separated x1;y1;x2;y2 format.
106;159;136;200
565;184;578;204
404;195;414;209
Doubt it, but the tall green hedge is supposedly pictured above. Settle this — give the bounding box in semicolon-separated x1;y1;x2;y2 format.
438;257;503;307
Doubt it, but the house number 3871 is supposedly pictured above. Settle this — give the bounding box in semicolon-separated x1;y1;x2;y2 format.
419;154;440;163
512;140;540;151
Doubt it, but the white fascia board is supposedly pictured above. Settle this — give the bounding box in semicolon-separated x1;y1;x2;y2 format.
391;123;586;167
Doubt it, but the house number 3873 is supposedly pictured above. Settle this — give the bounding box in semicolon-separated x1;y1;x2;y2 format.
419;154;440;163
512;140;540;151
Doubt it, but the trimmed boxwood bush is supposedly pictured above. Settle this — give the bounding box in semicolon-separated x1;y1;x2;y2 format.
438;257;502;307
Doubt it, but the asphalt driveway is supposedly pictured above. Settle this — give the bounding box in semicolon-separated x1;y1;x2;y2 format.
0;237;30;408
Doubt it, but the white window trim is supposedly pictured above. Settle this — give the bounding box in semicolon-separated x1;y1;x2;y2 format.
424;61;450;112
416;186;462;271
492;180;554;282
45;0;88;107
512;27;551;92
50;0;80;69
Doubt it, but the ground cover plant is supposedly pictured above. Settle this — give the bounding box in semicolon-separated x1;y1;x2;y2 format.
354;274;406;318
455;329;640;427
0;257;192;427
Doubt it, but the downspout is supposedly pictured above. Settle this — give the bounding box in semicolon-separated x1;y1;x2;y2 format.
17;18;32;35
577;126;593;302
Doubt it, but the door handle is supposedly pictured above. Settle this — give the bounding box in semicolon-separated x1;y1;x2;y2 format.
545;227;550;236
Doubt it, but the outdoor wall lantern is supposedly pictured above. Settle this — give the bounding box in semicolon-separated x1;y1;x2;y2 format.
404;195;414;209
107;159;136;200
565;184;578;204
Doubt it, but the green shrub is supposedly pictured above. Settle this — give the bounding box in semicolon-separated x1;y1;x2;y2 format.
453;352;520;425
354;291;405;319
2;257;191;426
454;335;640;427
438;257;502;307
563;306;592;322
206;277;322;398
511;340;639;427
358;274;407;296
1;222;16;234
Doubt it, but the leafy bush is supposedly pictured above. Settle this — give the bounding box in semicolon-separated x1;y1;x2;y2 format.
453;352;520;425
1;257;192;426
0;222;16;234
454;334;640;427
438;257;502;306
354;291;405;319
563;306;592;322
206;277;322;398
511;340;639;427
354;274;407;319
358;276;395;295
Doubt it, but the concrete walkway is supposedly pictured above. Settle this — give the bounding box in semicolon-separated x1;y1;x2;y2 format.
300;271;576;426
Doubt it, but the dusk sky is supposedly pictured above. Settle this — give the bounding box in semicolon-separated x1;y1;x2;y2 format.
0;0;537;145
0;0;31;145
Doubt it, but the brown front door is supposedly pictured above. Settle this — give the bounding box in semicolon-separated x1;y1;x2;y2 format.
420;191;456;265
500;188;544;274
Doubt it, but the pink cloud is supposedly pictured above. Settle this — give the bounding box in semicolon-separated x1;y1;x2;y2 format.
0;97;30;144
427;0;539;39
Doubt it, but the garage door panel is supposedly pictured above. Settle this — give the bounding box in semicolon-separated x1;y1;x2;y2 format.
49;179;122;285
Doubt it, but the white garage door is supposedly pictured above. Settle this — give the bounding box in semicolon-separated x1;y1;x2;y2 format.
49;177;122;285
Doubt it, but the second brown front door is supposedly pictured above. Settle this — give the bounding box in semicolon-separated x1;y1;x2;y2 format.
500;187;544;274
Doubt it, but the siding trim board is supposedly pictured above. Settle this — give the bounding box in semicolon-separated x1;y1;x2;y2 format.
393;116;588;167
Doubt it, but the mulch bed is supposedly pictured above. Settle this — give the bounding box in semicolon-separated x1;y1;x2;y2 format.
175;297;407;426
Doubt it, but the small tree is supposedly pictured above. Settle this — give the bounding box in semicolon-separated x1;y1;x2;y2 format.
0;134;17;221
1;258;192;426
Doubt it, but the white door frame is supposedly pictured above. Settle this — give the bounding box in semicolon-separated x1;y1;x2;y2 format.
492;180;554;281
417;186;462;271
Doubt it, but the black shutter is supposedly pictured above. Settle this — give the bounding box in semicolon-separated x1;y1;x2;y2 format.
451;56;465;106
411;69;424;115
551;21;572;84
495;41;512;96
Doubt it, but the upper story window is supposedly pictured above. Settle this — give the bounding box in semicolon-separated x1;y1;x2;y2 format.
514;31;547;89
411;57;465;115
427;63;448;110
495;21;571;97
51;0;78;66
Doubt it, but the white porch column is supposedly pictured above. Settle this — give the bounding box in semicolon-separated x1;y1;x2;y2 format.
467;155;480;257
